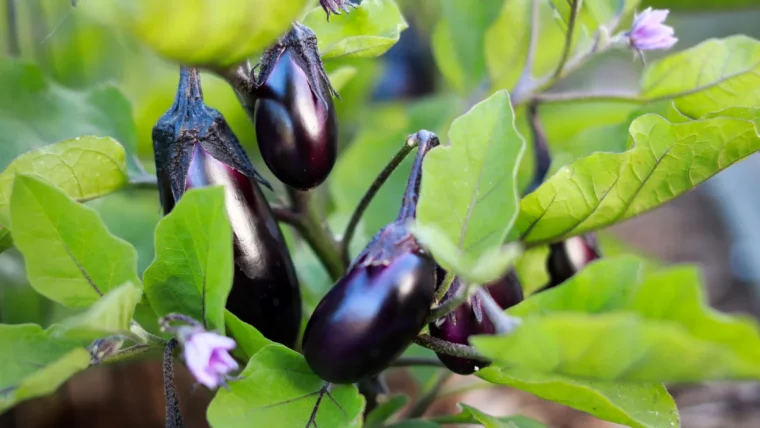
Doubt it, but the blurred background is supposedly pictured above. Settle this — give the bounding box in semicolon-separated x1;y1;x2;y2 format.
1;0;760;427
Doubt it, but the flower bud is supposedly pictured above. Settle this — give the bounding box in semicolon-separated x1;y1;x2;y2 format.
178;326;238;389
320;0;355;20
254;23;338;190
625;7;677;51
153;67;302;348
302;131;440;384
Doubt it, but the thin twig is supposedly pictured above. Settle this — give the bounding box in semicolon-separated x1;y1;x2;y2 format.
390;357;444;368
404;371;452;419
512;0;541;100
552;0;580;79
414;335;485;360
532;89;644;104
271;204;302;225
6;0;20;56
163;339;185;428
341;138;417;264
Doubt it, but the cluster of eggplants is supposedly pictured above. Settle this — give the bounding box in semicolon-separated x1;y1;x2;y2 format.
252;23;339;191
152;67;302;348
428;268;524;375
302;131;440;384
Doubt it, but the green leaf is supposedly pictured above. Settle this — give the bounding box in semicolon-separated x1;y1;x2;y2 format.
207;345;365;427
365;394;408;428
57;282;143;341
0;227;12;254
225;310;272;361
0;324;91;413
417;90;525;272
388;422;440;428
640;36;760;118
0;136;129;226
515;112;760;244
143;187;233;333
304;0;408;60
411;223;521;284
478;366;679;428
473;257;760;381
327;66;358;92
10;175;141;308
0;58;141;174
436;404;548;428
514;245;550;295
86;0;309;67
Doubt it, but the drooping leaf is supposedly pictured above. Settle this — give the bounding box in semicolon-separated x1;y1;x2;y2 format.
143;187;233;333
417;90;525;274
478;366;679;428
430;404;548;428
365;394;409;428
57;282;143;341
304;0;408;60
207;345;365;428
640;36;760;119
0;58;141;174
225;310;272;362
473;257;760;381
0;137;129;226
515;112;760;244
10;176;141;308
84;0;310;67
0;324;91;413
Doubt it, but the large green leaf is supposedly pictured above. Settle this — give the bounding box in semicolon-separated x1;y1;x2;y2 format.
10;176;141;308
473;257;760;381
0;58;140;174
224;310;272;361
0;137;129;226
478;366;679;428
85;0;309;67
57;282;143;341
416;91;525;274
207;345;365;427
640;36;760;119
143;187;233;333
304;0;408;60
514;112;760;244
429;404;548;428
0;324;91;413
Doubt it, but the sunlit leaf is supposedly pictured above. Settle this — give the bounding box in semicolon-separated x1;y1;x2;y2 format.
225;310;272;361
57;282;143;341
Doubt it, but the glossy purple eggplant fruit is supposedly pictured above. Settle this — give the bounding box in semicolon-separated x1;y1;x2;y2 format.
429;270;524;375
302;131;440;384
152;67;301;348
535;233;602;293
254;23;338;190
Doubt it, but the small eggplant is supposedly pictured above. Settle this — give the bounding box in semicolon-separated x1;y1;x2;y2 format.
536;233;601;293
153;67;302;348
302;131;440;384
254;23;338;190
429;270;524;375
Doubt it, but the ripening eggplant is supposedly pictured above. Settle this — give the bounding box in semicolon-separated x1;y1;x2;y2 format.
253;23;338;190
535;233;602;293
153;67;302;348
302;131;440;384
429;270;524;375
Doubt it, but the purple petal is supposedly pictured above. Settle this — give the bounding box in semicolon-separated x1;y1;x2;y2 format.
191;332;237;351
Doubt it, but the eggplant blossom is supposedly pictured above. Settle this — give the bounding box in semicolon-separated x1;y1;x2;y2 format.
320;0;355;19
626;8;678;51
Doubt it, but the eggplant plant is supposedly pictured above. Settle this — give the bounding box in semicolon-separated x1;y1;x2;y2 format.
2;1;760;428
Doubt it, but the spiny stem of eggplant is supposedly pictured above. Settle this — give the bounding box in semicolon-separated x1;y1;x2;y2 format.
163;339;185;428
341;137;418;265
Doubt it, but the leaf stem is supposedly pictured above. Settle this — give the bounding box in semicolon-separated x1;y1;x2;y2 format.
532;89;645;104
552;0;580;80
5;0;19;56
163;339;185;428
130;321;167;346
433;270;456;304
512;0;541;101
414;334;485;360
341;137;418;264
404;370;452;419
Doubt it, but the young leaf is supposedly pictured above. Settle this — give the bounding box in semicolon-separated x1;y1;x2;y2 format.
225;310;272;361
304;0;408;60
207;345;365;428
57;282;143;341
0;59;140;174
10;175;141;308
515;112;760;244
365;394;409;428
84;0;309;67
417;90;525;276
640;36;760;119
473;257;760;381
0;136;129;226
477;366;679;428
435;404;548;428
143;187;233;333
0;324;91;413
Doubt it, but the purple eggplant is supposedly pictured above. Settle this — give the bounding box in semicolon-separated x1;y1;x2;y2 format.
253;23;338;190
536;233;601;293
152;67;301;348
429;270;524;375
302;131;440;384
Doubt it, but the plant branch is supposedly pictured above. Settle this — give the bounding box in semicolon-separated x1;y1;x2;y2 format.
404;371;452;419
433;270;456;304
130;321;167;346
341;138;418;264
512;0;541;101
414;334;485;360
552;0;580;79
6;0;20;56
163;339;185;428
102;344;153;364
532;89;645;104
390;357;444;368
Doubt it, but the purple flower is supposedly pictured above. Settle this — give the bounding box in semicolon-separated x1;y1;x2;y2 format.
627;8;677;51
320;0;355;19
179;327;239;389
